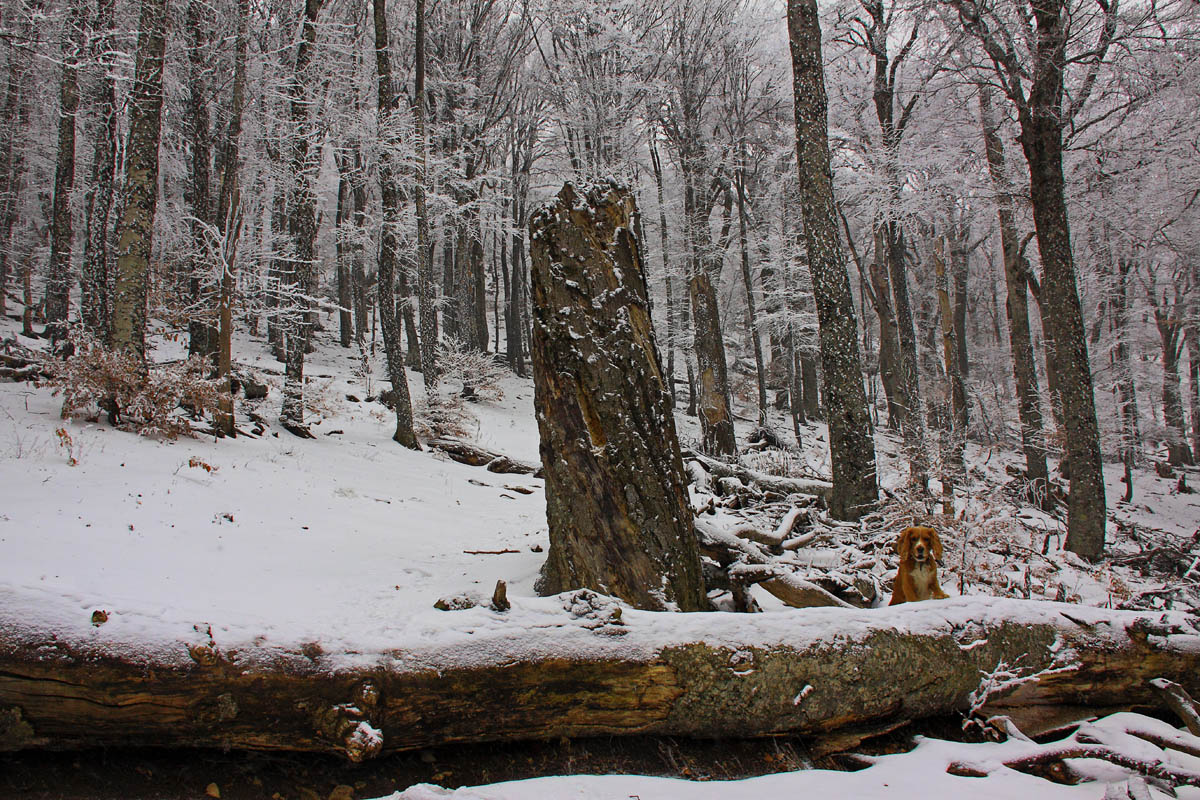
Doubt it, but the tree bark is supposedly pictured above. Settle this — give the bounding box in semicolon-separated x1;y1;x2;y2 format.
372;0;420;450
529;181;707;612
787;0;878;521
2;600;1197;758
110;0;169;364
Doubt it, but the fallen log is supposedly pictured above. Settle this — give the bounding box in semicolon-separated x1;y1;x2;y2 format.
3;597;1198;760
427;437;539;476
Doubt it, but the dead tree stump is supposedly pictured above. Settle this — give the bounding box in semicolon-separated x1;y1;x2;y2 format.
528;181;707;611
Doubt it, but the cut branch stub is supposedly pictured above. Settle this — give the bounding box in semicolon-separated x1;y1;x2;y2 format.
528;181;707;612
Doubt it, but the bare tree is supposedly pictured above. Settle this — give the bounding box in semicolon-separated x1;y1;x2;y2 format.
949;0;1117;556
787;0;878;520
371;0;420;449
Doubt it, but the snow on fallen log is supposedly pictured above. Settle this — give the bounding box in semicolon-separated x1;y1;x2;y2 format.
426;437;540;475
2;592;1199;760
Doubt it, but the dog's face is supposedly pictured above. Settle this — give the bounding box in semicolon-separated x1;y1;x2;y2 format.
897;526;942;564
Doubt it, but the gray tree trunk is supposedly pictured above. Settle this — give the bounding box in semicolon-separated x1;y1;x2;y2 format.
278;0;323;435
81;0;119;342
371;0;420;450
736;169;768;426
184;0;218;363
978;86;1050;507
110;0;169;363
213;0;249;438
787;0;878;521
1016;0;1107;557
45;7;84;336
412;0;438;391
529;181;707;612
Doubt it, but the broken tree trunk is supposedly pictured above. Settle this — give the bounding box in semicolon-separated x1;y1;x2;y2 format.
527;181;707;612
2;599;1198;759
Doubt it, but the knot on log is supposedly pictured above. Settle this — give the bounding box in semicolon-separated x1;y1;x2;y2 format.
187;643;220;667
308;688;383;763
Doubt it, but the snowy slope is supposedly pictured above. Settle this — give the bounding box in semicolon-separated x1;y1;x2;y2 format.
3;313;1200;799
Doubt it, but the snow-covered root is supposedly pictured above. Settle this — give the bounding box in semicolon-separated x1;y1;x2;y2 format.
949;712;1200;793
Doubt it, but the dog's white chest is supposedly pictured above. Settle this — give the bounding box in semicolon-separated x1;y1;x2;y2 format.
910;561;938;599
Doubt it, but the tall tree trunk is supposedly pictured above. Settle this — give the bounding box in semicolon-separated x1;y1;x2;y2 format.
650;135;675;406
214;0;249;438
81;0;118;342
0;33;27;319
950;223;970;379
184;0;217;362
1188;326;1200;466
278;0;324;434
505;125;531;377
412;0;437;391
372;0;420;450
867;225;903;427
350;150;369;347
978;85;1050;509
736;170;767;426
1017;0;1106;557
45;7;84;338
787;0;878;521
680;157;736;457
934;237;967;513
335;169;353;348
529;182;707;612
1113;256;1139;501
1155;310;1190;467
111;0;169;364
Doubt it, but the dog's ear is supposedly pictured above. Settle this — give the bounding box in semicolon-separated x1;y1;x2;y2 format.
896;527;913;560
930;528;944;560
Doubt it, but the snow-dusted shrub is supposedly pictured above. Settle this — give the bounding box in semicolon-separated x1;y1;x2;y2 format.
419;342;508;438
46;332;219;439
436;341;506;402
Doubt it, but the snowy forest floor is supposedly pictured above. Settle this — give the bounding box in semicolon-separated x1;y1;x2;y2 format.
3;307;1200;800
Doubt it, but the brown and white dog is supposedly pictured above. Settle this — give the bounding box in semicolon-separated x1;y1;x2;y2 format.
889;525;950;605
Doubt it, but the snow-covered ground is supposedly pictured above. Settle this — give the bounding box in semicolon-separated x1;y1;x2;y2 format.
3;310;1200;799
